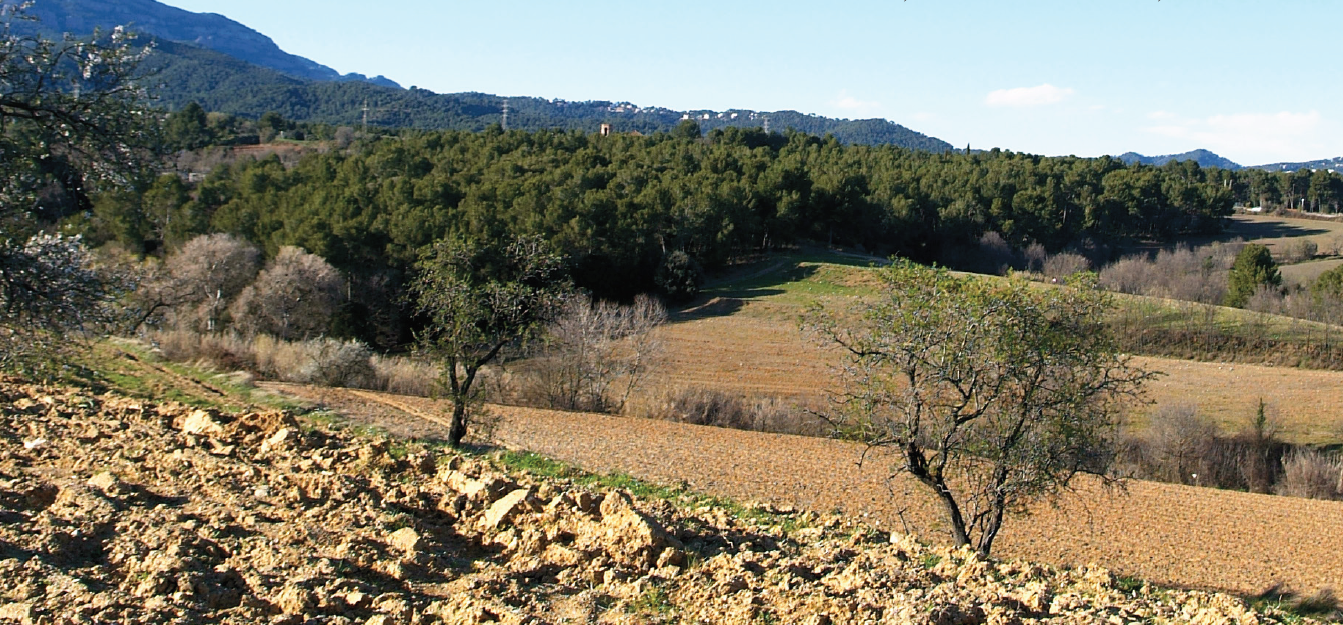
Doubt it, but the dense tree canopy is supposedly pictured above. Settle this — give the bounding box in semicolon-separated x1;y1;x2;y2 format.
72;127;1238;303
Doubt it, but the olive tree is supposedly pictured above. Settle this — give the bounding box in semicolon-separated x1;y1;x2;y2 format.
808;261;1151;555
412;235;571;447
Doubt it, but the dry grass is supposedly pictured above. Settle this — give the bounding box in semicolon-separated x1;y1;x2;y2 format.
1222;214;1343;258
1282;258;1343;287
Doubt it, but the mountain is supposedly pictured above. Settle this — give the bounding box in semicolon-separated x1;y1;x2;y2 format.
138;38;952;150
1116;149;1242;170
17;0;400;87
24;0;950;150
1246;157;1343;173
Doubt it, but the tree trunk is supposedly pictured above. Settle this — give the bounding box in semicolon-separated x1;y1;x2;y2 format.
448;398;468;447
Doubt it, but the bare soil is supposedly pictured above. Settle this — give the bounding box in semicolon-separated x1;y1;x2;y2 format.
4;380;1311;624
265;383;1343;599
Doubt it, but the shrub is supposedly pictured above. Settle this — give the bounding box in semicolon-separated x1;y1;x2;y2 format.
655;250;704;302
520;294;665;413
1042;252;1091;279
371;354;439;397
1277;450;1343;500
1282;239;1319;263
230;246;342;340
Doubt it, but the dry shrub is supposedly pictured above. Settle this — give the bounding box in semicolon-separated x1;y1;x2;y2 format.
650;387;822;436
371;354;439;397
151;329;257;372
519;294;665;414
1282;239;1319;263
1023;243;1047;273
249;335;374;388
1042;252;1091;279
1276;450;1343;500
151;330;377;389
231;246;342;340
1098;241;1241;305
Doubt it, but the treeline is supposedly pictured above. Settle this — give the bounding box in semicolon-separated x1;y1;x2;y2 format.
68;126;1242;342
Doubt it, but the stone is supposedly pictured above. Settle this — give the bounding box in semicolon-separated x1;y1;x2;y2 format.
181;410;225;437
0;602;35;624
87;471;120;493
273;585;314;615
259;428;294;452
387;527;424;554
480;489;539;530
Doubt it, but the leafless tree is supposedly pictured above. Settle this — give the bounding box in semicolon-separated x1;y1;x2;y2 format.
526;294;666;413
230;246;341;340
142;234;261;332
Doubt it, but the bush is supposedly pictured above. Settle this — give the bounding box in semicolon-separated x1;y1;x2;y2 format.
519;294;665;414
650;387;823;436
1277;450;1343;500
230;246;342;340
655;251;704;302
1042;252;1091;279
371;354;439;397
1282;239;1319;263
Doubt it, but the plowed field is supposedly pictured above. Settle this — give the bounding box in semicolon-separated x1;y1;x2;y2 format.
654;297;1343;444
267;383;1343;598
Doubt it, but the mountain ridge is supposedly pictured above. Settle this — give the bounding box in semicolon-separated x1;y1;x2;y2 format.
1116;149;1242;170
17;0;400;87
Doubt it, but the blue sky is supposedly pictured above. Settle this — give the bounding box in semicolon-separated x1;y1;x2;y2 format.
160;0;1342;166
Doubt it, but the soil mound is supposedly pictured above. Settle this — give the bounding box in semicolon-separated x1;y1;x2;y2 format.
0;381;1309;623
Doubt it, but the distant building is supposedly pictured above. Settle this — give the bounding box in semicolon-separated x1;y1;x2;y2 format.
600;123;612;136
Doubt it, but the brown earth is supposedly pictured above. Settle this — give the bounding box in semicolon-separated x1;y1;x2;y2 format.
2;380;1311;624
652;308;1343;445
265;383;1343;600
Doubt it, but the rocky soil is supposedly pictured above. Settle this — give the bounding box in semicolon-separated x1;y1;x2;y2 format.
0;380;1315;624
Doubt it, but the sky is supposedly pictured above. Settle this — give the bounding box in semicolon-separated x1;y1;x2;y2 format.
158;0;1342;166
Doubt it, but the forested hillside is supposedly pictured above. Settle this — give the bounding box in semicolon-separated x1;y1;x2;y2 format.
73;127;1235;310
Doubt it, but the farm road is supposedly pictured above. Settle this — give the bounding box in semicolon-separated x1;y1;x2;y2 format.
268;383;1343;598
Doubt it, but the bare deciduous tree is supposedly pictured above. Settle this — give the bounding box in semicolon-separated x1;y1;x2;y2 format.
526;293;666;413
808;261;1152;555
136;233;261;332
230;246;341;340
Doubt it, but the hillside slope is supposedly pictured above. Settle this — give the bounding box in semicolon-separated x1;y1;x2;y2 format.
0;379;1322;623
1118;149;1242;170
20;0;397;86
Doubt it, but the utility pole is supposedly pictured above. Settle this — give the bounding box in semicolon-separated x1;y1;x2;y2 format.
361;99;370;132
501;99;509;131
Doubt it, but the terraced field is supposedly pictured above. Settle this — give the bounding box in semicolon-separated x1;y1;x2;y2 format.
266;382;1343;598
657;251;1343;445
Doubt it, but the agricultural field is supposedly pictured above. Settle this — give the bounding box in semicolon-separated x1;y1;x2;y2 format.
1282;258;1343;287
653;251;1343;445
264;382;1343;598
1222;214;1343;257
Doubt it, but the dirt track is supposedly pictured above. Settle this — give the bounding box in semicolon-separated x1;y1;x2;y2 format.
267;383;1343;598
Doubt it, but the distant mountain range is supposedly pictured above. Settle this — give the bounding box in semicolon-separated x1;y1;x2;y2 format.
17;0;1340;164
1248;157;1343;173
1117;149;1243;170
15;0;953;151
18;0;400;87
